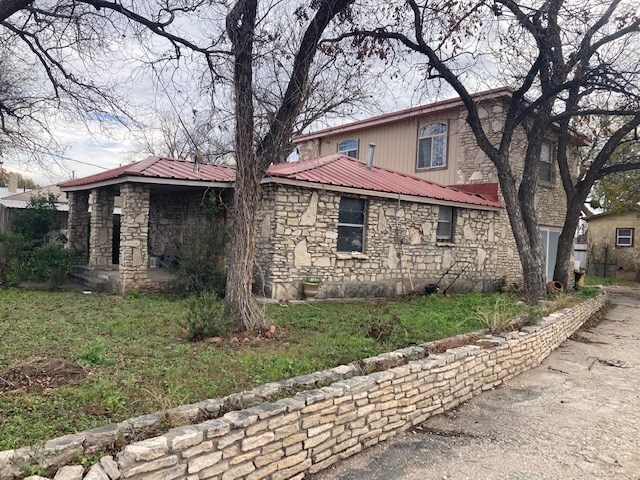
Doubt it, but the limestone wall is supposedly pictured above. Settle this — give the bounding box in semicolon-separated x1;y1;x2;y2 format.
148;190;215;260
7;294;605;480
255;184;521;300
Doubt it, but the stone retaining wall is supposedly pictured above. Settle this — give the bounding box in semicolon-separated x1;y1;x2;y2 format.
2;294;606;480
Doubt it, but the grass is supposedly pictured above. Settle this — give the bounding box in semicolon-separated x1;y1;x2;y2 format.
0;289;530;449
584;274;629;286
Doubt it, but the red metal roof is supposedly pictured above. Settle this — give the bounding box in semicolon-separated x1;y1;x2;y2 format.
267;155;503;208
59;155;502;209
293;87;514;142
58;157;236;188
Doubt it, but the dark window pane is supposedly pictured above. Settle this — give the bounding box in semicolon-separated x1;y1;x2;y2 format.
437;207;453;240
339;198;365;224
618;228;632;237
432;135;447;166
337;226;364;252
539;142;553;182
436;221;451;240
418;137;432;168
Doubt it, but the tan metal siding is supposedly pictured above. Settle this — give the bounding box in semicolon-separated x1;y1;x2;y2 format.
319;111;463;186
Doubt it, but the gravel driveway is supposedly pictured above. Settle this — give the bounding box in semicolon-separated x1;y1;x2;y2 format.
312;287;640;480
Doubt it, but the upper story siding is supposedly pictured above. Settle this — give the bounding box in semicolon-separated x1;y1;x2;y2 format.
295;94;580;229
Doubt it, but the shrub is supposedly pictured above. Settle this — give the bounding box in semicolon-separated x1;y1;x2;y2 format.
11;193;61;246
171;192;227;297
28;243;76;288
179;291;234;341
0;233;30;287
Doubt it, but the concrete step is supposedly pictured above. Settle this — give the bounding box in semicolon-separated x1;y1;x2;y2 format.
68;271;110;292
73;265;113;281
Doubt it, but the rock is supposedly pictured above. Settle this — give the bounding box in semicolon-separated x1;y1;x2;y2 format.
53;465;84;480
99;457;120;480
84;464;109;480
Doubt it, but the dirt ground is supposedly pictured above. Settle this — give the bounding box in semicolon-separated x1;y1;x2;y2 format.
313;287;640;480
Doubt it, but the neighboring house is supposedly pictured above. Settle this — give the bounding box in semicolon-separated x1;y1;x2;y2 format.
59;155;513;298
586;208;640;280
294;87;581;282
0;184;123;250
0;185;68;234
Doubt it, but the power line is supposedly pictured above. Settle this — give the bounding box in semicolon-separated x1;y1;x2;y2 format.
52;154;111;170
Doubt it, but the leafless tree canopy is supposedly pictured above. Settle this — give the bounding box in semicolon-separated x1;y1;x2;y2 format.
324;0;640;299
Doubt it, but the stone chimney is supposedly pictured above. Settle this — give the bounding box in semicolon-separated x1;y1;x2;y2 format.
7;173;17;193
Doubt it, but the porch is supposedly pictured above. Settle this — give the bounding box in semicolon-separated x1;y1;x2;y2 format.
65;180;228;294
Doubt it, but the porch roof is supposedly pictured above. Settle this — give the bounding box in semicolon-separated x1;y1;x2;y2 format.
59;155;503;210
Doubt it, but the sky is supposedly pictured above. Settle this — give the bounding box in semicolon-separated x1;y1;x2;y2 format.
0;1;495;188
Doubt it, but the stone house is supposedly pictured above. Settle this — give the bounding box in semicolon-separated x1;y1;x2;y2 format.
294;87;581;282
59;154;513;298
586;208;640;280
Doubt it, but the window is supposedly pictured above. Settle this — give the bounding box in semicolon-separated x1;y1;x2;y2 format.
436;206;454;241
338;139;359;158
539;141;553;183
417;123;447;169
337;197;366;252
616;228;634;247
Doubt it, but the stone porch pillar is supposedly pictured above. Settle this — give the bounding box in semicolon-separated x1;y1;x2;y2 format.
67;191;90;262
119;183;150;293
89;188;115;268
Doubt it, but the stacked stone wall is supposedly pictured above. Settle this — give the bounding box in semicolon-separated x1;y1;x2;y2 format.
255;184;521;300
148;190;215;259
5;294;605;480
119;184;150;293
67;191;90;262
89;188;115;268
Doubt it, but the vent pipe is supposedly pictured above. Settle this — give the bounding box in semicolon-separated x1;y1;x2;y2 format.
366;143;376;169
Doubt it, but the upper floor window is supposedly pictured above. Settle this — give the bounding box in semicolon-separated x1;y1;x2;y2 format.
417;123;448;170
616;228;634;247
338;139;359;159
337;197;366;252
436;206;454;241
539;141;553;183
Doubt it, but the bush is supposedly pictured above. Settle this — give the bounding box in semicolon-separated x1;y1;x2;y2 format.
179;291;234;341
28;243;76;288
172;194;227;297
0;233;30;287
11;193;61;246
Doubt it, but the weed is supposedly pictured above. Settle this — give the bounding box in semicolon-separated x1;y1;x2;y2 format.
77;338;109;367
179;291;234;341
474;297;520;331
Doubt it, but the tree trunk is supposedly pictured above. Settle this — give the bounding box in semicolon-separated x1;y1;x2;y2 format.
225;0;266;331
225;161;266;330
500;181;547;304
497;166;547;303
553;194;585;289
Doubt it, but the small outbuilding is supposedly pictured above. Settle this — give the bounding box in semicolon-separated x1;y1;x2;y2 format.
586;207;640;281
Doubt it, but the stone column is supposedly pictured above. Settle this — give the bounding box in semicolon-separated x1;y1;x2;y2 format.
67;191;90;262
119;183;150;293
89;188;115;268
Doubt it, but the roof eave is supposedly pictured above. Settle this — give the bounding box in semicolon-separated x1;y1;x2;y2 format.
59;175;234;192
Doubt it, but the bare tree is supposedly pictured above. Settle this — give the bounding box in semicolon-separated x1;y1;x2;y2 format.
1;0;379;330
327;0;640;301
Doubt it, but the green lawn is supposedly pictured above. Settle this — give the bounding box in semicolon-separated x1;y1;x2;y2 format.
584;274;631;286
0;289;527;449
